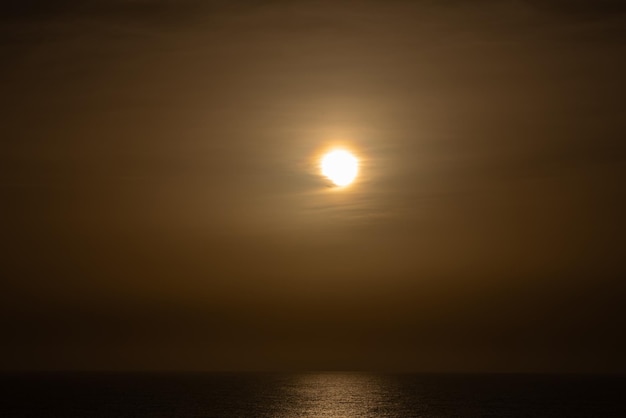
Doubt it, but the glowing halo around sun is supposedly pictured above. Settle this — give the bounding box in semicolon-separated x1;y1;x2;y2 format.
320;149;359;187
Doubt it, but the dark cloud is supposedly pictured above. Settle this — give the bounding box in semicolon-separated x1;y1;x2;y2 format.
526;0;626;17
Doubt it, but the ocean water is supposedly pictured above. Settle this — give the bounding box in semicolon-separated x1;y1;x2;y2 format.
1;372;624;417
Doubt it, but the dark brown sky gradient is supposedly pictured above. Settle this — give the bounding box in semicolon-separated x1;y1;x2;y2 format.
1;0;626;372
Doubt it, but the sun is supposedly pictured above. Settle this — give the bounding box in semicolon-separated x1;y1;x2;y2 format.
320;149;359;187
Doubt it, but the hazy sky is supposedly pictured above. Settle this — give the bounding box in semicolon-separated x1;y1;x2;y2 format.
2;0;625;372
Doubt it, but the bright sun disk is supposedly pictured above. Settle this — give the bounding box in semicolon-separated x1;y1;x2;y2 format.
321;149;359;187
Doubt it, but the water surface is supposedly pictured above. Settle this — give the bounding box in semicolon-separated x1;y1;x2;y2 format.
1;372;624;417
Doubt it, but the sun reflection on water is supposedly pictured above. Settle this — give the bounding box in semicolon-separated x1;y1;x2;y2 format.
272;373;392;417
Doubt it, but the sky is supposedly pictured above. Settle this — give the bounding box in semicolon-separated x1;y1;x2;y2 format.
1;0;625;372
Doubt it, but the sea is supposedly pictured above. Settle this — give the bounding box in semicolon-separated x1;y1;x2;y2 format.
1;372;624;417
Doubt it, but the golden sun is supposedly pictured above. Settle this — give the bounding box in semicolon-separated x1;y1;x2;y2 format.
320;149;359;187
